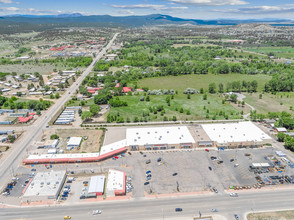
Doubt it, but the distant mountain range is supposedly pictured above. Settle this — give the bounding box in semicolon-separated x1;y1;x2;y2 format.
1;14;293;26
0;14;293;34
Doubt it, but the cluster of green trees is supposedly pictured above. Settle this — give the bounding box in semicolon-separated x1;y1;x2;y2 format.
0;96;51;111
208;80;258;94
0;72;10;81
264;72;294;92
277;133;294;152
275;111;294;130
108;97;128;107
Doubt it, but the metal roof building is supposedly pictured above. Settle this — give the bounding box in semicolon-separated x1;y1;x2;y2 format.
23;170;66;201
88;176;105;196
67;137;82;147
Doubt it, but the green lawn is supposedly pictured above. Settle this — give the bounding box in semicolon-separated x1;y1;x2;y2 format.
109;93;242;121
244;92;294;115
137;74;271;93
244;46;294;59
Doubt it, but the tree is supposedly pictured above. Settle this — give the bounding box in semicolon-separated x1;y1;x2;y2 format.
8;135;16;143
277;132;286;142
230;94;237;103
50;134;59;140
146;96;150;101
203;93;207;100
90;104;100;115
81;111;93;120
55;93;60;99
218;83;224;93
94;92;112;105
208;83;216;94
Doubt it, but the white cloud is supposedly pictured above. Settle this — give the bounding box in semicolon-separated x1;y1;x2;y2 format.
112;4;187;11
167;0;248;6
118;9;135;15
216;5;294;14
0;7;64;15
0;0;14;3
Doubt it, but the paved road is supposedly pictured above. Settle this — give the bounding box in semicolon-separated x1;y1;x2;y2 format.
0;33;119;190
1;189;294;220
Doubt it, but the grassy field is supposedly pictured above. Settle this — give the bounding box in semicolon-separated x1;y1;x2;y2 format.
247;210;294;220
137;74;271;93
244;46;294;59
244;92;294;115
109;93;243;121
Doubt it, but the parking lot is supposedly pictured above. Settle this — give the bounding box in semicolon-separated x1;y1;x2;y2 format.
4;145;294;204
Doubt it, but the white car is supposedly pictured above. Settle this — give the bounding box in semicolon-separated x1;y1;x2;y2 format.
230;192;238;197
92;210;102;215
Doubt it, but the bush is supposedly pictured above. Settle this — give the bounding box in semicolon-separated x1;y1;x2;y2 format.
50;134;59;140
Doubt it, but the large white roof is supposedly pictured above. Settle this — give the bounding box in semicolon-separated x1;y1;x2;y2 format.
107;169;124;191
88;175;105;194
24;170;66;198
201;121;272;144
126;126;195;146
26;152;100;160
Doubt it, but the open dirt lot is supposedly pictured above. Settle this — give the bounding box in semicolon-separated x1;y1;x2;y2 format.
247;210;294;220
43;128;103;153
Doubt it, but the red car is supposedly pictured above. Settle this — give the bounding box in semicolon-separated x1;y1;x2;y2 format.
114;156;119;159
205;149;209;152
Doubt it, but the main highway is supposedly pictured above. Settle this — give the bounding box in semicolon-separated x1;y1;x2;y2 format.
1;188;294;219
0;33;119;191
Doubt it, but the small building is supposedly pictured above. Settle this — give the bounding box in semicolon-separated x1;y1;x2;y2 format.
67;137;82;148
37;139;59;149
47;149;57;154
106;54;118;60
276;127;287;133
23;170;67;201
88;176;105;196
106;169;125;196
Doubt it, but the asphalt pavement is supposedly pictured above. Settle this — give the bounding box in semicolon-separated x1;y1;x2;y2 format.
1;188;294;220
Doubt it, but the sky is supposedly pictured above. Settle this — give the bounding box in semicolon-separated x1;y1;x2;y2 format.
0;0;294;20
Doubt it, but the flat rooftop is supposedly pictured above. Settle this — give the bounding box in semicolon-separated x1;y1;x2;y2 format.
23;170;66;199
201;121;272;144
126;126;195;146
88;175;105;194
107;169;124;191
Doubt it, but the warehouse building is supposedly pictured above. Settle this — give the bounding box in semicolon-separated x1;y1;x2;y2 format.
201;121;272;148
106;169;125;196
88;176;105;196
23;170;66;201
126;126;195;151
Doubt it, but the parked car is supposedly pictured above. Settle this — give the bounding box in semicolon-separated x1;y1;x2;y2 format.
208;166;212;171
146;159;151;164
157;157;162;162
230;159;235;162
173;172;178;176
205;149;209;152
212;187;218;193
146;171;151;175
234;214;239;220
175;208;183;212
211;209;218;212
144;182;149;185
64;216;71;219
